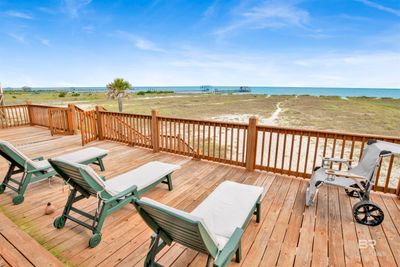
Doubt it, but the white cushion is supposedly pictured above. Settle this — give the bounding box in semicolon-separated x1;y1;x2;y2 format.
33;147;108;170
104;161;180;196
191;181;263;249
53;147;108;163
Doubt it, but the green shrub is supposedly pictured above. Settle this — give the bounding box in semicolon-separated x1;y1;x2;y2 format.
137;91;146;95
71;92;80;97
58;92;67;97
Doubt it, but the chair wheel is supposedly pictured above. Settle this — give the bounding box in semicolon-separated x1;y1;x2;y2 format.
0;184;5;194
89;233;102;248
53;216;66;229
345;181;366;198
353;201;384;226
12;195;24;205
345;189;361;198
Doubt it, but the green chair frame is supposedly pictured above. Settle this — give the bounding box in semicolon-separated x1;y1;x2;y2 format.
134;196;261;267
48;159;174;248
0;144;106;205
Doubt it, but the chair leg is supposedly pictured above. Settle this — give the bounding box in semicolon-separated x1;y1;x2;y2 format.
0;163;16;193
206;255;212;267
255;202;261;223
145;231;162;267
63;188;78;219
166;174;173;191
13;172;32;205
235;244;242;263
97;158;106;171
94;202;108;234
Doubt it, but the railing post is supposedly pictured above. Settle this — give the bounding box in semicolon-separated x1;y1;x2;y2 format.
246;116;258;171
26;100;34;126
96;106;104;140
67;104;77;134
151;109;160;152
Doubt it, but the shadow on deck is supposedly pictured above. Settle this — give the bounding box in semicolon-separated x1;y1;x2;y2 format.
1;126;400;266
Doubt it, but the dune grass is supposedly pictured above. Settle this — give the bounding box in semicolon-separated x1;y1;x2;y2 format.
3;91;400;137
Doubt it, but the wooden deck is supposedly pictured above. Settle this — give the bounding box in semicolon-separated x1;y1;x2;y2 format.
1;126;400;266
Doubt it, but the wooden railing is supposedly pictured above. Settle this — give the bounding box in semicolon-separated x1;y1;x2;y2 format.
158;116;248;166
79;110;98;145
48;107;74;135
98;111;152;148
1;103;399;196
255;125;400;194
29;104;53;127
0;105;30;128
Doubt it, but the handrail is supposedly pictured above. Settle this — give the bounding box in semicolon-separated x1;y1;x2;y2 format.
2;103;399;196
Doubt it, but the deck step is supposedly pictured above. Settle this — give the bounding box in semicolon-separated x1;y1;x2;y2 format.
0;212;64;267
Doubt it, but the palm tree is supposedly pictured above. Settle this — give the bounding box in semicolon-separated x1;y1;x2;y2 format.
106;78;132;112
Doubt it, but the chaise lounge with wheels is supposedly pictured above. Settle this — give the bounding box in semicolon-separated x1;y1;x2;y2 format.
48;159;180;248
306;140;400;226
133;181;264;267
0;140;108;205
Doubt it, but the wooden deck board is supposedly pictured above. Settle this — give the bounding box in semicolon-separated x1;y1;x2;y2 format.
1;126;400;266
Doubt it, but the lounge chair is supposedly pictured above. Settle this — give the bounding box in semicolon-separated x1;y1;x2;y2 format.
48;159;180;248
133;181;264;267
0;140;108;204
306;140;400;226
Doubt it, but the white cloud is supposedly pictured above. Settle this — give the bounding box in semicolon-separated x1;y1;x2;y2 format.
215;0;309;36
38;38;50;46
115;31;165;52
6;33;26;43
357;0;400;17
204;0;220;18
82;25;94;33
63;0;92;18
4;10;33;19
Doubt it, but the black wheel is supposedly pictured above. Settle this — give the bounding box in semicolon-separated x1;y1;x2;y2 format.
89;233;102;248
353;201;384;226
53;216;66;229
0;184;5;194
12;195;24;205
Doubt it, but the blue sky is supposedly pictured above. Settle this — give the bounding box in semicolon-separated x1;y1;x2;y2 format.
0;0;399;88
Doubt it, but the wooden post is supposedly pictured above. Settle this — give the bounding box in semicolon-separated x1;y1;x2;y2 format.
151;109;160;152
246;116;259;171
96;106;104;140
67;104;77;134
25;100;34;126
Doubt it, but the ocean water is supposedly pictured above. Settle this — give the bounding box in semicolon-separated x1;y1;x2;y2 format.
6;86;400;98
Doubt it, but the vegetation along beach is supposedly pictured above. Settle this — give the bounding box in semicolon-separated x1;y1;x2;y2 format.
4;89;400;137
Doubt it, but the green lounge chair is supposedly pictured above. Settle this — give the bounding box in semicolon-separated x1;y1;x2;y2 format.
0;140;108;205
134;181;264;267
48;159;180;248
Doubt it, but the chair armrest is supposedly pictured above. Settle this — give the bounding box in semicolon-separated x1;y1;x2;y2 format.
214;228;244;267
104;185;138;203
31;156;44;161
325;170;366;180
323;157;353;163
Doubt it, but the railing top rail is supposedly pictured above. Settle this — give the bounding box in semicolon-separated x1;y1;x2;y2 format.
0;104;29;108
256;124;400;142
29;104;61;108
99;110;151;118
75;106;84;112
157;115;249;127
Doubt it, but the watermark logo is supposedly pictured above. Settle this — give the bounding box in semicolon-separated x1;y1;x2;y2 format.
359;239;376;249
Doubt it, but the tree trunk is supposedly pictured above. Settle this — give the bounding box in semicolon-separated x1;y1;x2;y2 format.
118;96;123;112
